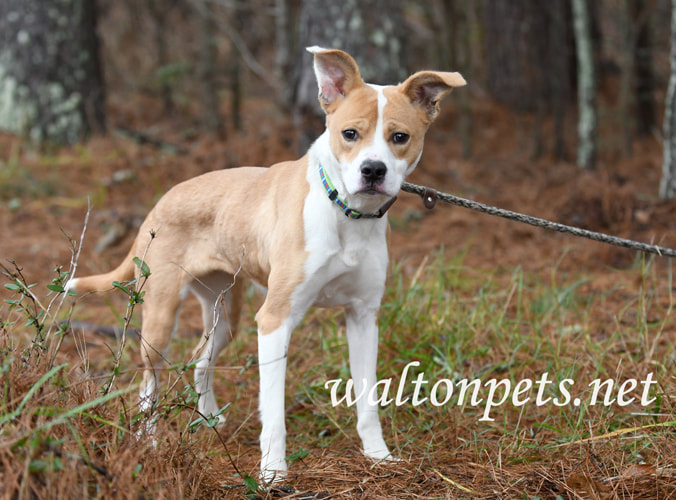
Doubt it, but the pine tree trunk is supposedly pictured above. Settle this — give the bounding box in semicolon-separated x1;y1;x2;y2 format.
619;0;635;156
483;0;574;158
660;0;676;200
483;0;533;111
550;0;570;161
572;0;597;170
195;0;224;136
483;0;555;113
448;0;473;159
148;0;173;116
229;2;242;132
275;0;294;108
631;0;656;137
0;0;105;144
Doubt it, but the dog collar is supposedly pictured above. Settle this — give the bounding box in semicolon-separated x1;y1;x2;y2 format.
318;164;397;219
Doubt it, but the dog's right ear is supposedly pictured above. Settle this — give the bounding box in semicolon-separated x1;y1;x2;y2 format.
307;46;363;113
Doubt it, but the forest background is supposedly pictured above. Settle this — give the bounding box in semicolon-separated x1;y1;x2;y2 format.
0;0;675;498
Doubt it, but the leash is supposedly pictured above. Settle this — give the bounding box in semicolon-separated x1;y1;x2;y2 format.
401;182;676;258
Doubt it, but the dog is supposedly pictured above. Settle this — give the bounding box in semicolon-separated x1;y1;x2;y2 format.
66;47;465;481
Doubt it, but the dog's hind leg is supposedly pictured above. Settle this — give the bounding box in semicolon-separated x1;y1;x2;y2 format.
189;272;243;423
136;276;183;429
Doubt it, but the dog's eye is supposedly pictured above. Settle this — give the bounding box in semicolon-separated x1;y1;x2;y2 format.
342;129;359;142
392;132;410;145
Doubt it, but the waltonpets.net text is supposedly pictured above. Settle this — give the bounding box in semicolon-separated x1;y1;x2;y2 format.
323;361;658;421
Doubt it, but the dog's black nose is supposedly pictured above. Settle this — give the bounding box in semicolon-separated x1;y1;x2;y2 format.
361;160;387;183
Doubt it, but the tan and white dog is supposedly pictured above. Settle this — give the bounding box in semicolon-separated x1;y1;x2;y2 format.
67;47;465;481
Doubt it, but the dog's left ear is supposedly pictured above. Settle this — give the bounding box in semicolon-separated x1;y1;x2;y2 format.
402;71;466;121
307;46;364;112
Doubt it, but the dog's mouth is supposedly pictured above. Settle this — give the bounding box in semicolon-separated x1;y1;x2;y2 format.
358;184;388;196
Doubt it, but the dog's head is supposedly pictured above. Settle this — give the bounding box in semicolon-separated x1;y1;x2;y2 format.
308;47;466;210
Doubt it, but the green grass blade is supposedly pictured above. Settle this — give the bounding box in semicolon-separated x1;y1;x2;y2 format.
0;363;68;426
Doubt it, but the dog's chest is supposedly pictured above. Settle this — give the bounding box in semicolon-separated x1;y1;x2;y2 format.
303;216;388;308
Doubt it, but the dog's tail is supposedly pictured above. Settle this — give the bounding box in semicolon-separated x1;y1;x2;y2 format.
66;245;138;295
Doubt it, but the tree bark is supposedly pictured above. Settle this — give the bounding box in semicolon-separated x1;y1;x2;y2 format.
631;0;656;137
0;0;105;144
447;0;473;159
619;0;636;156
148;0;173;116
572;0;597;170
483;0;555;113
275;0;295;108
195;0;224;136
483;0;573;158
549;0;570;160
660;0;676;199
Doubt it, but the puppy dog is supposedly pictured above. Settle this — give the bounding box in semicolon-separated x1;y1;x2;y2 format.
67;47;465;481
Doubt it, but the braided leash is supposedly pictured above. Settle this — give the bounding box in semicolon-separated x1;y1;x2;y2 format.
401;181;676;258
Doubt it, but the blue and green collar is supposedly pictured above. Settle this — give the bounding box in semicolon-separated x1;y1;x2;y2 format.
318;163;397;219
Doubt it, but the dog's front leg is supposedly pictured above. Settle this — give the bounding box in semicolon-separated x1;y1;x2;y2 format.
345;306;392;461
258;325;291;482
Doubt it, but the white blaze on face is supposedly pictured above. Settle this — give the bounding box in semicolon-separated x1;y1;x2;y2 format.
341;84;410;199
372;84;388;159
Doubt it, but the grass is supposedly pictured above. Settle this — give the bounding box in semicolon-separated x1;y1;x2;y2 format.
0;247;674;498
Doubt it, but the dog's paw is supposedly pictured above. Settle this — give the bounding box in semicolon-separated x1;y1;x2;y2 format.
135;420;159;448
260;460;288;484
363;447;401;464
198;402;228;427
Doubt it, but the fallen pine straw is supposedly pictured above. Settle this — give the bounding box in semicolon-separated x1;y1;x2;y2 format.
554;420;676;448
